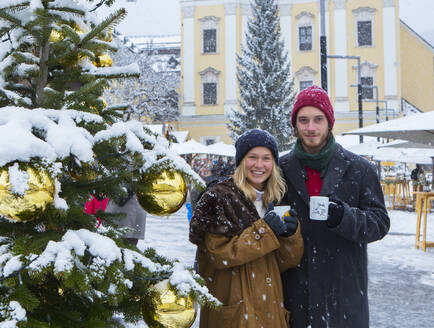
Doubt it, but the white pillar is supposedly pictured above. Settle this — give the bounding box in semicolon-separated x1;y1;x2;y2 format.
279;3;292;73
241;4;251;48
333;0;349;112
224;3;238;117
182;6;195;116
382;0;399;112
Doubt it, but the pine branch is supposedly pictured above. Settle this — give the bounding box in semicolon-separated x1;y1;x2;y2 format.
0;8;23;26
79;8;126;46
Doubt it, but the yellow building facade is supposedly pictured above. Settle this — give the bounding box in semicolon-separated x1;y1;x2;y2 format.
178;0;434;143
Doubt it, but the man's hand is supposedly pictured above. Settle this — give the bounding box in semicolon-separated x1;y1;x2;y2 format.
328;197;345;227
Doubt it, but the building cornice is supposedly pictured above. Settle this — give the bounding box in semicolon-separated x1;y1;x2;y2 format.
333;0;346;10
224;3;237;16
182;6;195;19
295;11;315;20
383;0;395;8
199;16;221;23
199;66;221;76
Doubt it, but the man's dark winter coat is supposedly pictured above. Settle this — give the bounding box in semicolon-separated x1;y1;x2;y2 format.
279;143;390;328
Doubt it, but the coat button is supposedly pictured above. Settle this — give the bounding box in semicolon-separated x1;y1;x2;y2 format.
258;227;265;234
265;277;271;283
255;234;261;240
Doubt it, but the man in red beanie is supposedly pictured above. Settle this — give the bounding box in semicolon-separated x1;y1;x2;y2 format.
279;85;390;328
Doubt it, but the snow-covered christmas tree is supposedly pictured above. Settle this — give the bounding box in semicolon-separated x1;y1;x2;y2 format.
0;1;217;326
227;0;296;151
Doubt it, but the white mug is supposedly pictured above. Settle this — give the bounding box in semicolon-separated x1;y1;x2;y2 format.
274;206;291;220
310;196;329;221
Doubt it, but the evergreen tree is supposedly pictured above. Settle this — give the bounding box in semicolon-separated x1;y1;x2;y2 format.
227;0;296;151
0;1;217;327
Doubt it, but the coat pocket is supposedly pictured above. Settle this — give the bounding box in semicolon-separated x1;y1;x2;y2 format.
208;303;251;328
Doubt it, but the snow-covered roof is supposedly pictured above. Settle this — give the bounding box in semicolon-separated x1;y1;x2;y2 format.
171;130;189;143
343;111;434;146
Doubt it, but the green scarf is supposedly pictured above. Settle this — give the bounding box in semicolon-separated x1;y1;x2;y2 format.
294;135;336;178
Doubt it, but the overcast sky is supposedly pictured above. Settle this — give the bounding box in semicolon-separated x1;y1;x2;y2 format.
107;0;434;44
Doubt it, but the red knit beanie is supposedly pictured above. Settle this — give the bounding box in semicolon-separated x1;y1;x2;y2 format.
291;85;335;128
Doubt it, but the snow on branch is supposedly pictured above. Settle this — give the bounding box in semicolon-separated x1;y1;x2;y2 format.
0;106;100;166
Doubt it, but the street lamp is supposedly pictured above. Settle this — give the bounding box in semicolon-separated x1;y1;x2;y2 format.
320;0;327;91
328;55;363;143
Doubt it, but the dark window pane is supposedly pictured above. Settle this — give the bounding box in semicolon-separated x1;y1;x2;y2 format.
203;29;216;53
358;21;372;46
299;26;312;51
203;83;217;104
300;81;313;91
361;76;373;99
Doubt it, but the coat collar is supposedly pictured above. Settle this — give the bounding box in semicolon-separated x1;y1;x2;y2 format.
281;143;350;206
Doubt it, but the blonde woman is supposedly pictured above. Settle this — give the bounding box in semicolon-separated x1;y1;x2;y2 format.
189;129;304;328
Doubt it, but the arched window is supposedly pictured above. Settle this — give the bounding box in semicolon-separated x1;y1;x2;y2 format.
199;67;220;105
355;61;378;99
295;66;317;91
353;7;376;47
296;11;315;52
199;16;220;54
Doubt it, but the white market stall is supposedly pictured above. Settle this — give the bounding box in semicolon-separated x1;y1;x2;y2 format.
206;142;235;157
343;111;434;146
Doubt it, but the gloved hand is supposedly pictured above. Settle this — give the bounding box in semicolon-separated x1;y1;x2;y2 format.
327;197;345;227
281;209;298;236
264;203;288;237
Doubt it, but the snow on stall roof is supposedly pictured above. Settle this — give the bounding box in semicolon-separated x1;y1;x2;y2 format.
171;130;189;143
347;111;434;133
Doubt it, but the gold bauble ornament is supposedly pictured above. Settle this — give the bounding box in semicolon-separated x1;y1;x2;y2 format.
101;28;113;42
148;279;197;328
92;54;112;67
68;158;98;182
136;170;187;216
50;30;64;43
99;96;107;108
89;97;107;115
0;164;54;222
50;25;84;43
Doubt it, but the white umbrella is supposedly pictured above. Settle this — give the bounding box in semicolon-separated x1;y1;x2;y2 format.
170;139;209;155
347;141;434;164
206;142;235;157
377;139;433;149
343;111;434;146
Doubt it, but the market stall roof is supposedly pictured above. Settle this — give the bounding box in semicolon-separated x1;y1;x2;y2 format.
346;140;434;165
343;111;434;146
377;139;432;149
206;142;235;157
170;139;209;155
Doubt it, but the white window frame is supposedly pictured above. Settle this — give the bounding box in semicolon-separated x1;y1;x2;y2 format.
294;66;317;92
354;61;378;100
352;7;376;48
295;11;315;52
199;67;220;105
300;80;313;91
199;16;220;54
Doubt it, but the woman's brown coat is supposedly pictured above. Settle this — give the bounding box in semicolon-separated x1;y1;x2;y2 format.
190;179;304;328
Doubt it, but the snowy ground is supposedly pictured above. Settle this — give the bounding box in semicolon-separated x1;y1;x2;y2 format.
136;204;434;328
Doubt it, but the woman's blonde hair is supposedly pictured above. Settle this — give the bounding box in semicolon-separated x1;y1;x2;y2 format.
233;156;286;206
